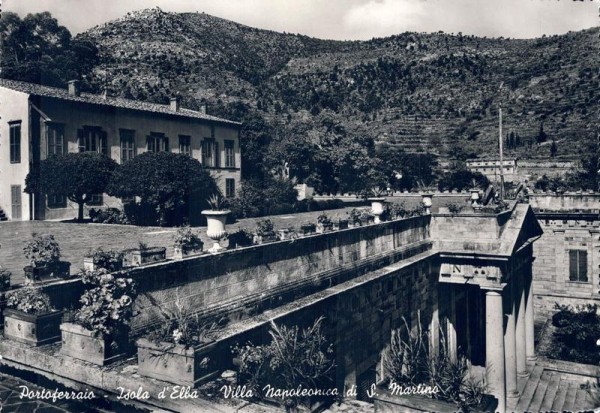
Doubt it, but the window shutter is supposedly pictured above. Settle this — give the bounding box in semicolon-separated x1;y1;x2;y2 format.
100;131;108;155
214;141;219;167
578;251;587;282
568;250;577;281
164;137;169;152
77;129;85;152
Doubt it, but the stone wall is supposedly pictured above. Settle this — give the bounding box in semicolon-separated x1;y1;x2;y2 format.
529;193;600;212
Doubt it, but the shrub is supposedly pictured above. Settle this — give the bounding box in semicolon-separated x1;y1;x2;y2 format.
6;288;53;314
89;208;130;225
86;248;124;272
228;229;254;248
255;219;275;236
76;268;137;337
23;234;61;267
549;303;600;365
173;226;203;249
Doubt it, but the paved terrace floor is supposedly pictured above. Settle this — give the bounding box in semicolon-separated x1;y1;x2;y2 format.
0;207;361;285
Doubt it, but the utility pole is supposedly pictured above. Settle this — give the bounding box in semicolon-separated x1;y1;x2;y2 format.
498;82;505;200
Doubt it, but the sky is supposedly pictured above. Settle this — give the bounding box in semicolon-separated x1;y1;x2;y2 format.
4;0;599;40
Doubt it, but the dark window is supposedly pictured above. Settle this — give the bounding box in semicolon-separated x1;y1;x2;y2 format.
87;194;103;206
120;129;135;163
9;122;21;163
224;140;235;167
78;127;107;155
225;178;235;198
147;133;169;152
179;135;191;156
47;194;67;208
202;138;217;167
569;250;588;282
47;123;65;156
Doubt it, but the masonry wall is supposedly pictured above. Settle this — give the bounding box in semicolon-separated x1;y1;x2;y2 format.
42;216;432;335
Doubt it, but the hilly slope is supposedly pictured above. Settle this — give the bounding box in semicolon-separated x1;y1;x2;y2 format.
79;7;599;161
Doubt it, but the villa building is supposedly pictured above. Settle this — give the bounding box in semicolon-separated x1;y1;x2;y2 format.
0;79;241;221
466;158;518;183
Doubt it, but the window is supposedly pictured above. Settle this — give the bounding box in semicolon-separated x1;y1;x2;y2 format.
569;250;588;282
147;133;169;153
225;178;235;198
47;123;65;156
9;122;21;163
47;194;67;208
87;194;103;206
224;140;235;167
179;135;191;156
120;129;135;163
202;138;218;167
78;127;107;155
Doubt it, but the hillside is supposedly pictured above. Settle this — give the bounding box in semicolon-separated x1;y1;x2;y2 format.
79;7;598;160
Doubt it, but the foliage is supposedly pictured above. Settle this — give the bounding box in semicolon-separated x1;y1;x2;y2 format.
106;152;217;226
534;174;567;193
317;213;331;225
173;226;203;249
146;293;220;348
548;303;600;365
233;317;335;407
76;268;136;337
383;315;486;412
0;12;99;88
85;248;124;272
25;153;118;221
0;267;11;291
255;219;275;236
88;208;131;225
444;203;464;215
207;192;229;211
228;178;298;219
437;165;490;192
23;234;61;267
377;147;439;191
6;287;53;314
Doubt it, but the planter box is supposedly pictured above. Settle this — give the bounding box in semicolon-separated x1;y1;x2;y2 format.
332;220;349;230
316;222;333;233
4;309;62;346
300;224;316;235
60;322;129;366
137;338;219;387
123;247;166;267
173;244;204;260
254;234;277;245
23;261;71;284
82;257;124;272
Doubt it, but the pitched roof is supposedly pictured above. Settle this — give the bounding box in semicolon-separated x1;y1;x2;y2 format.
0;79;240;126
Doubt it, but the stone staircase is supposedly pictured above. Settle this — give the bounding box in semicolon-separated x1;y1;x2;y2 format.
510;363;598;412
0;207;7;221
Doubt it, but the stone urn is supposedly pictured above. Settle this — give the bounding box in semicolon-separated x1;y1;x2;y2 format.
421;193;433;214
368;198;386;223
202;210;230;253
471;189;481;208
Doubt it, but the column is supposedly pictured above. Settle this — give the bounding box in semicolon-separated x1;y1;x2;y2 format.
525;268;537;361
486;290;506;413
503;283;519;399
515;272;529;376
447;287;458;362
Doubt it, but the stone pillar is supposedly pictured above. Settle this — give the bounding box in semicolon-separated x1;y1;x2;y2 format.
525;268;537;361
447;287;458;362
486;290;506;413
503;283;519;399
515;271;529;376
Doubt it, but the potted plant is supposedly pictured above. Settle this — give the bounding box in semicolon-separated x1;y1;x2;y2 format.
137;299;220;386
60;268;136;365
0;267;11;328
227;229;254;249
348;209;363;227
201;193;231;253
254;219;277;244
4;287;62;345
360;210;375;225
83;248;125;272
173;226;204;259
299;222;316;235
316;213;333;233
23;234;71;284
124;241;167;267
332;215;349;230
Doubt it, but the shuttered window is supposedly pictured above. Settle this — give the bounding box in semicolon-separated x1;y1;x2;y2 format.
569;250;588;282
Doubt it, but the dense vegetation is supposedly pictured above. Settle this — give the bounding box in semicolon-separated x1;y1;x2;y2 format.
4;9;599;196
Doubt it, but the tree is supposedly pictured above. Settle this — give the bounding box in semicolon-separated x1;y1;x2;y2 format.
536;123;547;144
106;152;217;225
437;164;490;191
550;140;557;157
25;153;118;221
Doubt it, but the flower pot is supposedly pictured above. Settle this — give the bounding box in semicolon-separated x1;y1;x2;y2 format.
277;229;290;240
300;224;316;235
202;210;230;253
421;193;433;214
173;244;204;260
254;233;277;245
124;247;167;267
4;308;62;346
368;197;386;223
137;338;219;387
333;219;349;230
60;322;130;366
83;256;124;272
23;261;71;284
316;222;333;233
